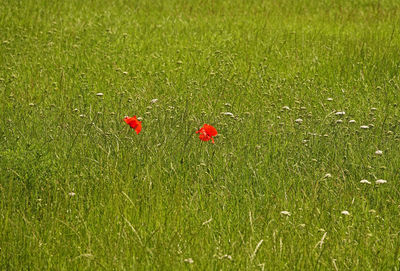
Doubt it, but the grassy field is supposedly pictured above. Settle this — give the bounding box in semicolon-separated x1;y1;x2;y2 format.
1;0;400;269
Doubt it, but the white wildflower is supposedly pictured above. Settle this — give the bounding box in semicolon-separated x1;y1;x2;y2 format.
137;116;143;121
295;118;303;124
68;192;76;196
216;254;232;260
371;108;377;111
360;125;369;129
335;111;345;116
96;93;104;96
341;211;350;216
349;120;356;123
324;173;332;178
375;150;383;155
282;106;290;110
336;120;343;123
327;98;333;101
375;179;387;184
360;179;371;184
280;211;291;216
184;258;194;264
150;98;158;104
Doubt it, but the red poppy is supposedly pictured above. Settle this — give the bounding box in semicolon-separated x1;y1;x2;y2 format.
196;124;217;143
124;115;142;134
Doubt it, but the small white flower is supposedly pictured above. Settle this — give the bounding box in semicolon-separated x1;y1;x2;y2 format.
222;112;234;117
96;93;104;96
280;211;291;216
29;103;35;106
375;179;387;184
349;120;356;123
295;118;303;124
375;150;383;155
68;192;76;196
335;111;345;116
324;173;332;178
341;210;350;216
184;258;194;264
222;254;232;260
137;116;143;121
216;254;233;260
371;107;377;111
327;98;333;101
150;98;158;103
360;179;371;184
282;106;290;110
79;114;85;118
336;120;343;123
224;103;232;107
360;125;369;129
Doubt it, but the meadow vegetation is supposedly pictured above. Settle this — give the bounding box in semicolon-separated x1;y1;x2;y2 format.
1;0;400;269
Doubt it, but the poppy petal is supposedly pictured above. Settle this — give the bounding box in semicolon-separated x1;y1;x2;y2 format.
124;115;142;134
204;124;217;136
199;133;211;141
135;123;142;134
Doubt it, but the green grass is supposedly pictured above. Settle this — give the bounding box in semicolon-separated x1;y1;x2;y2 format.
1;0;400;269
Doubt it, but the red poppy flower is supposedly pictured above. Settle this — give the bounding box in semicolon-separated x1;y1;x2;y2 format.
124;115;142;134
196;124;217;143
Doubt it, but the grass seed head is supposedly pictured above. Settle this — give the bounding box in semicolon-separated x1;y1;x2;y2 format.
222;112;234;117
